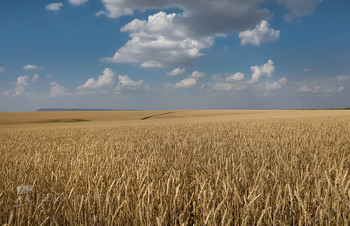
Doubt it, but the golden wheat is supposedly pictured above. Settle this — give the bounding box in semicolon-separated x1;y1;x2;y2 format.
0;110;349;225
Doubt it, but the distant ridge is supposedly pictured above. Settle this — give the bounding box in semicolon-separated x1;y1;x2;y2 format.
36;108;141;112
296;108;350;110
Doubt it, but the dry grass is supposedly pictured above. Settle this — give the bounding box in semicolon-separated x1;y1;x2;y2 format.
1;110;350;225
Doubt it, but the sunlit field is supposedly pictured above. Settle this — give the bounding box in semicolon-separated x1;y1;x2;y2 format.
1;110;350;225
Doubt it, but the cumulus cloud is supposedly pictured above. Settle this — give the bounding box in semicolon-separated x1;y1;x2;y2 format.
206;72;246;91
10;74;39;96
191;71;205;78
103;12;214;68
15;76;30;95
95;11;106;17
50;82;69;97
175;70;205;88
11;74;39;96
98;0;270;35
225;72;245;81
167;68;186;76
98;1;322;68
251;60;275;81
239;20;280;46
337;86;345;93
140;61;165;68
116;75;145;91
204;60;286;92
32;74;39;82
45;3;63;11
78;68;145;93
100;1;274;68
97;0;133;18
68;0;88;6
0;67;4;73
175;78;197;88
78;68;115;90
265;77;287;90
23;64;41;70
277;0;323;21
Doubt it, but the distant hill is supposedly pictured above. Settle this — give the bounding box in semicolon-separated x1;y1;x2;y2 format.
36;108;141;112
296;108;350;110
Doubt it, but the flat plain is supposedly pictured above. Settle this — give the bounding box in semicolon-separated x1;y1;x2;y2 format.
1;110;350;225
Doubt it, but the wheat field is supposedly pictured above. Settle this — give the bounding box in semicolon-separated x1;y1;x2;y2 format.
0;110;350;225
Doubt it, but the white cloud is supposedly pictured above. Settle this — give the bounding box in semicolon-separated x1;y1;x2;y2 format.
175;78;197;88
174;70;205;88
98;0;134;18
68;0;88;6
265;77;287;90
204;60;286;92
336;75;350;81
225;72;245;81
337;86;345;93
116;75;144;90
98;0;270;36
239;20;280;46
95;10;106;17
99;1;279;68
207;72;246;91
251;60;275;81
12;74;39;96
50;82;69;97
298;83;345;94
32;74;39;82
211;82;231;91
96;1;320;70
211;82;246;91
277;0;323;22
313;86;321;93
303;68;311;72
140;61;165;68
191;71;205;78
0;67;4;73
23;64;41;70
78;68;146;93
45;3;64;11
15;76;30;95
78;68;115;90
103;11;214;68
167;68;185;76
206;71;248;91
298;85;312;92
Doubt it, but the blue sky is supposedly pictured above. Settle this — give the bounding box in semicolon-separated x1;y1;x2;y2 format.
0;0;350;111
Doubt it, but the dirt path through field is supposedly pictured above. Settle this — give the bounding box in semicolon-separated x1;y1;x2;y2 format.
140;111;176;120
